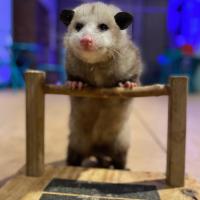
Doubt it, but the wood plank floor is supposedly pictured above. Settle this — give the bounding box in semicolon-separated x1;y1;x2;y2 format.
0;90;200;185
1;166;200;200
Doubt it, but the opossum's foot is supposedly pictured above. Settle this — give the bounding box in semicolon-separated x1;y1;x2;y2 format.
81;156;99;168
96;155;113;168
118;81;137;89
112;152;127;169
66;147;83;166
112;159;126;169
65;81;87;90
81;156;112;168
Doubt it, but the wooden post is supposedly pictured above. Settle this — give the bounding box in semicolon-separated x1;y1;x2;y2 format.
25;70;45;177
167;76;188;187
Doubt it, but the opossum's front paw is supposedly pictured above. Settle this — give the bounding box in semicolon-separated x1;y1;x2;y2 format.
118;81;137;89
65;81;87;90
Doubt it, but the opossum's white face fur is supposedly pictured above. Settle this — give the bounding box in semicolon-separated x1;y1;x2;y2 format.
60;2;133;64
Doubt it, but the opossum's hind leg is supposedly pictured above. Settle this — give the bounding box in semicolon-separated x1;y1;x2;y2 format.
112;150;127;169
66;146;84;166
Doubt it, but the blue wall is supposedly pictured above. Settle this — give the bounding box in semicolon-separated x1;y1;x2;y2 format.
39;0;57;63
168;0;200;54
0;0;12;63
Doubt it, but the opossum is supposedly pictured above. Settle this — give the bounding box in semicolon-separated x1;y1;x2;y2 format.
60;2;143;169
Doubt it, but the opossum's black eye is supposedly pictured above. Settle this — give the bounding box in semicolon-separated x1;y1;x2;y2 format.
98;23;109;31
75;23;84;31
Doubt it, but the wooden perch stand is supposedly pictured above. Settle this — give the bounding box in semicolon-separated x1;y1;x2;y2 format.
44;83;169;98
25;70;188;187
3;70;200;200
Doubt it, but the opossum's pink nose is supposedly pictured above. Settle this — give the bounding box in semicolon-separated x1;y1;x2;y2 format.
80;35;93;48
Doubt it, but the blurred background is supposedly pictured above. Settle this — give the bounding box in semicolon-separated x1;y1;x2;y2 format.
0;0;200;92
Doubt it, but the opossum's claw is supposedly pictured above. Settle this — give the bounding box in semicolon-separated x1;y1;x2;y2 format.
65;81;87;90
118;81;137;89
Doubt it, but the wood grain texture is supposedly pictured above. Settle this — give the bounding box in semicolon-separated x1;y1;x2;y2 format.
44;84;169;98
0;166;200;200
166;76;188;187
25;70;46;177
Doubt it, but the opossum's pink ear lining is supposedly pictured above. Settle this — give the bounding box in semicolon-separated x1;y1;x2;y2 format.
60;10;75;26
114;12;133;30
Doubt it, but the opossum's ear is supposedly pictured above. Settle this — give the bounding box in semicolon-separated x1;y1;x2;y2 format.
114;12;133;30
60;9;74;26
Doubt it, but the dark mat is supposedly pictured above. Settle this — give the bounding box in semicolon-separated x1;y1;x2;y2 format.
41;179;160;200
41;194;133;200
40;194;118;200
40;194;78;200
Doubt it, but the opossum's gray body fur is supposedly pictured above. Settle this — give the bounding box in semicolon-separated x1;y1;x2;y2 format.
60;2;143;169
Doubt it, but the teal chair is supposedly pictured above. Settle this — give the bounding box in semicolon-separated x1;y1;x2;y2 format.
10;42;38;89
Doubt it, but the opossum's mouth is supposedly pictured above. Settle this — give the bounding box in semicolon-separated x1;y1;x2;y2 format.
79;46;99;52
83;47;96;52
73;46;109;64
79;45;105;53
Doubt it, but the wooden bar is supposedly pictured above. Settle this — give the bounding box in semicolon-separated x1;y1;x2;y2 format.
44;84;169;98
25;70;45;177
166;76;188;187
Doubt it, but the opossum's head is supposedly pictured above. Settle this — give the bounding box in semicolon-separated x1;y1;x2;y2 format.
60;2;133;64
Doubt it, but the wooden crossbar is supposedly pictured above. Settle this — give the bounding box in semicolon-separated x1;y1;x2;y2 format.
25;70;188;187
44;84;169;98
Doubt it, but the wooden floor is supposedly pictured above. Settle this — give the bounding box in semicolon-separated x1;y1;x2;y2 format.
0;90;200;185
1;166;200;200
